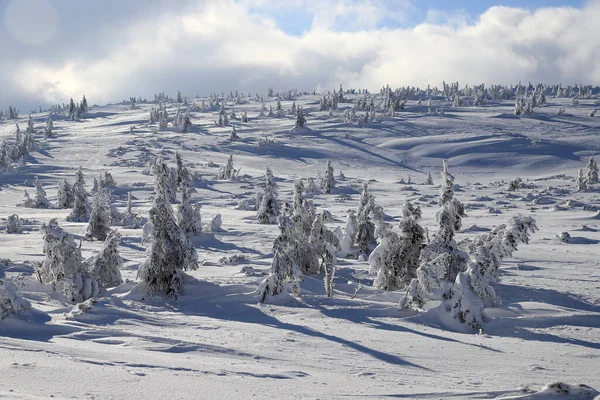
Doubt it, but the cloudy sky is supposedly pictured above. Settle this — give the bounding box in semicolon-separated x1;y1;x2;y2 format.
0;0;597;112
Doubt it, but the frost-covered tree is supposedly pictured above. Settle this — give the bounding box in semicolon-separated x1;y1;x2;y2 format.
401;160;467;310
6;214;22;234
57;179;74;208
291;107;307;131
26;114;35;133
369;202;425;291
99;171;116;188
288;180;319;275
36;219;83;284
425;171;434;185
0;279;31;320
241;111;248;122
175;151;191;190
91;230;123;288
257;216;303;301
68;167;91;222
445;216;538;330
31;176;51;208
229;126;240;142
86;190;112;241
218;154;237;180
339;210;357;256
586;157;598;184
152;158;177;203
181;111;192;133
257;167;280;224
177;188;202;236
309;211;339;297
137;186;198;297
62;270;100;304
321;161;335;194
576;168;588;192
355;183;378;256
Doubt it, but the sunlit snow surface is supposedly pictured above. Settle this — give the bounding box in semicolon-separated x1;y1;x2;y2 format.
1;94;599;399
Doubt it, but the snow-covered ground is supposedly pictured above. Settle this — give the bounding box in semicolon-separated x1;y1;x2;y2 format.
1;93;599;399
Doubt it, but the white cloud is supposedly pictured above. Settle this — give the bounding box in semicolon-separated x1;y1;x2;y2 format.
5;0;600;109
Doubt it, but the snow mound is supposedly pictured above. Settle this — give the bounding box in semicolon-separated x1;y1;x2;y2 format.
499;382;599;399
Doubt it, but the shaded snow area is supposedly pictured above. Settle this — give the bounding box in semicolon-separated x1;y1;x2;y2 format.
1;92;599;399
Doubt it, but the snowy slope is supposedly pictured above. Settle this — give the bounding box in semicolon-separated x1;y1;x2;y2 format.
1;93;599;399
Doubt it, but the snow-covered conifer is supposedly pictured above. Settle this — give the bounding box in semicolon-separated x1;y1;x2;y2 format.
62;270;100;304
57;179;74;208
100;171;115;188
218;154;237;180
310;211;340;297
446;216;537;329
177;188;202;236
36;219;83;284
321;161;335;194
86;190;112;241
339;210;357;256
6;214;22;234
241;111;248;122
210;214;223;232
0;279;31;319
91;230;123;288
576;168;588;192
175;152;191;189
257;167;280;224
355;183;377;256
586;157;598;184
137;189;198;297
257;216;303;301
68;168;91;222
289;180;319;275
426;171;434;185
33;176;50;208
26;114;35;133
370;202;425;291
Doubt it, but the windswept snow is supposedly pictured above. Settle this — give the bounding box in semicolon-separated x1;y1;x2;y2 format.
1;92;599;399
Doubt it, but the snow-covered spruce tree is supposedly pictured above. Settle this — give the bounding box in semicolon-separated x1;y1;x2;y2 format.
291;107;307;131
86;190;112;241
57;179;74;208
425;171;434;185
355;183;378;256
181;111;192;133
257;167;280;224
218;154;236;180
177;188;202;236
576;168;588;192
339;210;357;256
152;158;177;203
26;114;35;133
321;161;335;194
310;211;340;297
289;180;319;275
445;216;538;330
6;214;22;234
36;219;83;284
241;111;248;122
137;191;198;297
586;157;598;184
91;229;123;288
99;171;116;188
257;216;303;301
62;269;100;304
175;151;191;189
67;167;91;222
229;126;240;142
400;160;467;310
0;279;31;320
369;201;425;291
23;176;51;208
